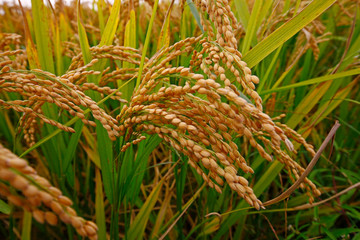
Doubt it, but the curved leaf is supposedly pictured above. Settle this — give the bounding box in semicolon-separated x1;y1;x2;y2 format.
243;0;337;68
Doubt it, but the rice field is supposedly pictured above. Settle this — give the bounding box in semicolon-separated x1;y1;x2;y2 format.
0;0;359;239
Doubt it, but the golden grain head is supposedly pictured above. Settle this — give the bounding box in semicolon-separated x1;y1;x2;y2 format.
0;144;98;238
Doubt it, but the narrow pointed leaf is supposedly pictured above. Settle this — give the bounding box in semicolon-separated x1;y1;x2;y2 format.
243;0;337;67
0;200;10;215
261;68;360;95
31;0;55;73
97;0;105;34
135;0;159;90
21;211;32;240
121;9;137;101
186;0;204;33
127;178;165;240
241;0;263;53
157;1;173;51
234;0;250;30
95;169;107;240
18;0;40;69
99;0;121;46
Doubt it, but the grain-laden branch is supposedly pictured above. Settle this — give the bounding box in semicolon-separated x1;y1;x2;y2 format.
0;144;98;239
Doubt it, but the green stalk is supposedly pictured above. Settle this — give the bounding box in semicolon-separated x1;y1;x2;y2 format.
135;0;159;90
21;211;32;240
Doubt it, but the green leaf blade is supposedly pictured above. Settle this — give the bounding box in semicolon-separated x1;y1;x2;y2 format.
243;0;337;68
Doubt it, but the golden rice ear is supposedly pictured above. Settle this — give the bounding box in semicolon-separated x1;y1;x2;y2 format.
0;65;125;143
115;40;320;209
0;144;98;239
110;0;320;208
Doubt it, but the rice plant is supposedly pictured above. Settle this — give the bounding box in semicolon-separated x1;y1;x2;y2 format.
0;0;359;239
